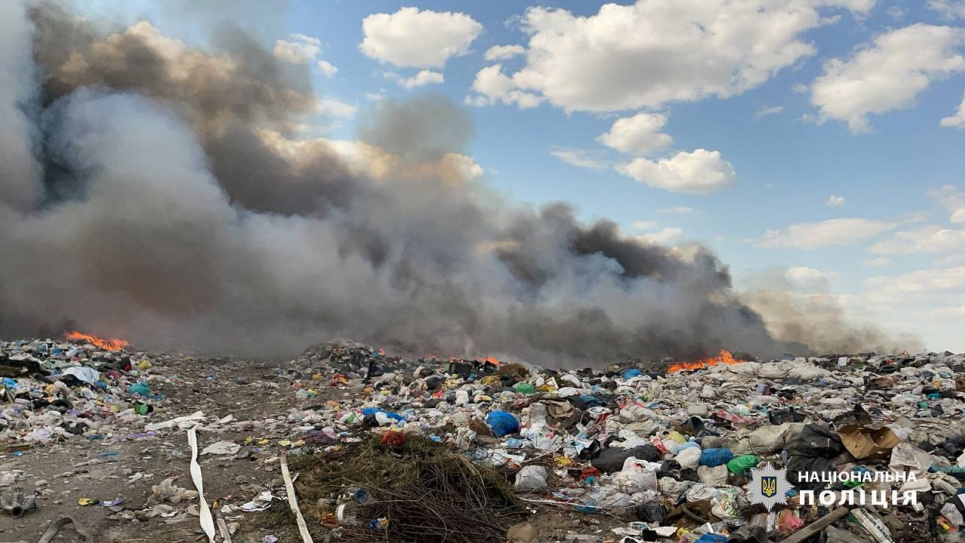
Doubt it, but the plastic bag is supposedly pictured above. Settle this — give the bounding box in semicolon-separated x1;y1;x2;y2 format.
487;411;520;438
514;466;547;492
699;448;734;467
726;454;760;475
676;447;702;469
698;464;728;486
614;465;658;493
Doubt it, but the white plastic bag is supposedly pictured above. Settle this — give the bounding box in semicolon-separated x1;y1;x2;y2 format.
514;466;548;492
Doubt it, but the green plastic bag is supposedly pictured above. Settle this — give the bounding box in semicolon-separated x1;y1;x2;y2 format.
514;382;535;394
726;454;760;475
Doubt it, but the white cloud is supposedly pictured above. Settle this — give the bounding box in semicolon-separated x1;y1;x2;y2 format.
597;113;673;156
618;149;736;195
403;70;444;89
549;147;608;170
292;33;321;47
810;24;965;132
862;257;892;267
754;106;784;120
754;218;896;249
930;0;965;19
468;1;870;112
316;60;338;77
274;34;339;77
630;220;658;231
935;254;965;266
360;7;482;68
274;34;322;64
386;70;444;89
866;266;965;296
870;225;965;254
933;304;965;316
952;208;965;224
658;206;695;214
484;45;525;61
827;0;877;13
929;184;965;223
941;91;965;128
786;266;841;282
826;194;846;206
315;98;357;118
466;65;543;109
786;266;841;290
633;227;684;245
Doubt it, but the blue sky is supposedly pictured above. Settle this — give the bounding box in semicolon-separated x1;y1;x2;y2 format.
80;0;965;351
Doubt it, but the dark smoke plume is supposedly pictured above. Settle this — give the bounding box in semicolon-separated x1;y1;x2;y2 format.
0;0;842;365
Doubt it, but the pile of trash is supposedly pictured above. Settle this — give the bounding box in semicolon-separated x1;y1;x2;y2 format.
299;341;385;374
6;337;965;543
274;347;965;542
0;337;169;448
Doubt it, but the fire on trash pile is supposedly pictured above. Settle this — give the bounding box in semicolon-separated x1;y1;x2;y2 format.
3;336;965;543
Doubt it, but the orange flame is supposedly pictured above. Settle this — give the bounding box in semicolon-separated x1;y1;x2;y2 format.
66;331;130;351
480;356;501;366
667;349;743;373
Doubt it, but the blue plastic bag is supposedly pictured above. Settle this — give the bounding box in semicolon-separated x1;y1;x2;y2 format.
622;369;642;379
486;411;520;437
361;407;405;422
695;535;728;543
579;395;605;407
672;441;700;454
127;382;150;396
699;447;734;467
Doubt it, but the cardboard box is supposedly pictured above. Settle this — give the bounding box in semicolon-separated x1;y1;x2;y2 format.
837;425;900;460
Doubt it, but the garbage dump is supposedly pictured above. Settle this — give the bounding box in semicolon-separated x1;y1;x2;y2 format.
2;337;965;542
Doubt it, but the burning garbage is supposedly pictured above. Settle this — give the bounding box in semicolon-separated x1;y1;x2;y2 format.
65;331;131;352
667;350;744;373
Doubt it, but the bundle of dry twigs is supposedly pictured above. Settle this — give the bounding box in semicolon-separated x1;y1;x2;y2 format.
290;435;526;543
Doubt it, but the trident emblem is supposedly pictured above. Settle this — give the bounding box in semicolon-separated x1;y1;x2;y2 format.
761;476;777;498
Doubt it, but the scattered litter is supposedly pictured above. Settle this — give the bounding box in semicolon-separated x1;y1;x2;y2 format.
151;478;197;504
201;440;241;456
0;486;37;517
240;490;275;512
5;337;965;542
0;471;24;487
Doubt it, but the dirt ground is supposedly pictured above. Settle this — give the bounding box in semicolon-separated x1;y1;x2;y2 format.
0;355;328;542
0;355;623;543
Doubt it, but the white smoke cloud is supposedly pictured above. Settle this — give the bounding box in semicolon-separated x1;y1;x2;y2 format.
0;0;42;211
